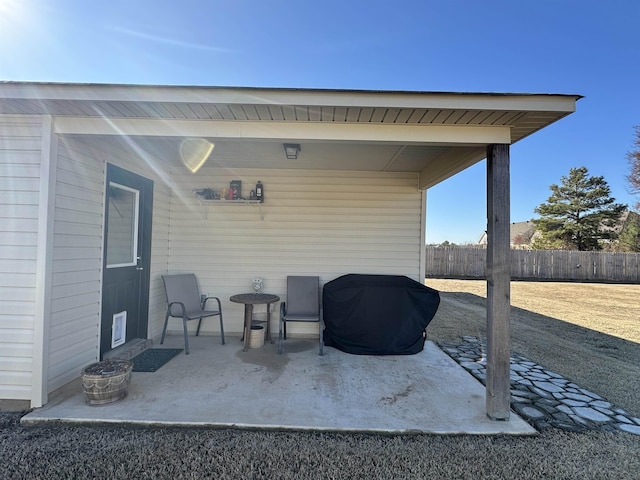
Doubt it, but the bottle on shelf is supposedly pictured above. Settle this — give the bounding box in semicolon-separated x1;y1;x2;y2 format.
256;181;264;203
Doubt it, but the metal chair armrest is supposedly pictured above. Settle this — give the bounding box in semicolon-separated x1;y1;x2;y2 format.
168;301;187;318
203;296;222;311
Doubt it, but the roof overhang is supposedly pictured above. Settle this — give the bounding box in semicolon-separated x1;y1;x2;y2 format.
0;82;581;189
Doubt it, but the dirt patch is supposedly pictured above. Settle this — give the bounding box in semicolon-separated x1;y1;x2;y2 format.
426;279;640;417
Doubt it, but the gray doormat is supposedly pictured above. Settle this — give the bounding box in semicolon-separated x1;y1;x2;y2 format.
131;348;183;372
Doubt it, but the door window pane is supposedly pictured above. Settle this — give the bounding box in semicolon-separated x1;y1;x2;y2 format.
106;183;139;267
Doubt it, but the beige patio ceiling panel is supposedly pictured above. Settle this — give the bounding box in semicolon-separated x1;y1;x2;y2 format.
195;141;401;171
385;145;452;172
419;147;487;189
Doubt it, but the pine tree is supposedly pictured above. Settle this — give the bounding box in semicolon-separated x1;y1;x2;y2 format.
616;212;640;252
532;167;626;251
627;125;640;210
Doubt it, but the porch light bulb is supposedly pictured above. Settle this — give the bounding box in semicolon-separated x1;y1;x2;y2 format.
180;138;214;173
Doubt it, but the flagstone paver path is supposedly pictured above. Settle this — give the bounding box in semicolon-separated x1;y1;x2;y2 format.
439;336;640;435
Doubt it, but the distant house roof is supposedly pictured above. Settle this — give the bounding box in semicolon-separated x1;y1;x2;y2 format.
478;212;639;248
478;221;537;246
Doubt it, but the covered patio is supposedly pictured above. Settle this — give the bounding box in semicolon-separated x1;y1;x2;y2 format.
23;335;536;435
0;83;580;425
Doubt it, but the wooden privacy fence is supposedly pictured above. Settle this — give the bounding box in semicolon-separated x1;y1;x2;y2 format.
425;247;640;283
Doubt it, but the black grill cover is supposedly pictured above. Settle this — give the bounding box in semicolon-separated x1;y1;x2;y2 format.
322;274;440;355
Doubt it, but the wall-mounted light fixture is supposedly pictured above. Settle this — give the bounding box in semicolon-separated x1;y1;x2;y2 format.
283;143;301;159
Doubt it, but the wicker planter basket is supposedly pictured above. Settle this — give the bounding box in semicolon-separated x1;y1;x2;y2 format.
81;359;133;406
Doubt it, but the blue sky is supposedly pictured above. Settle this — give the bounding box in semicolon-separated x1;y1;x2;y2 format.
1;0;638;243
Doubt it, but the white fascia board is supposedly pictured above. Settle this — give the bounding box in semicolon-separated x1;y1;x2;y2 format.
0;83;580;112
53;117;511;145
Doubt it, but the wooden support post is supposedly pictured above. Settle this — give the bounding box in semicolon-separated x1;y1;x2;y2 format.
486;144;511;420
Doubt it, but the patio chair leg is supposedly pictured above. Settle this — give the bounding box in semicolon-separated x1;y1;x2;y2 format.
196;317;203;336
319;323;324;356
219;313;225;345
161;311;170;345
278;318;283;355
183;318;190;355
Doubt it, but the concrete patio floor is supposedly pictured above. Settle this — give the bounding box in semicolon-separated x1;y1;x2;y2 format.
23;335;536;435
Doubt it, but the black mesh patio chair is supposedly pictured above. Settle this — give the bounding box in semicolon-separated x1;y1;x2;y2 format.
161;274;225;355
278;276;323;355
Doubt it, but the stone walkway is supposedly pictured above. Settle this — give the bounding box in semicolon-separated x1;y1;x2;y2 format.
438;336;640;435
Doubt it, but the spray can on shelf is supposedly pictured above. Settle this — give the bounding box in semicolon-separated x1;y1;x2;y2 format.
256;181;264;203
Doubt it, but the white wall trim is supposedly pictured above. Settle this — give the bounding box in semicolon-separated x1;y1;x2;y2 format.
32;116;57;408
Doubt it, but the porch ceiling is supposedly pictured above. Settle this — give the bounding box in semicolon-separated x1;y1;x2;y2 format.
1;82;581;189
72;135;463;174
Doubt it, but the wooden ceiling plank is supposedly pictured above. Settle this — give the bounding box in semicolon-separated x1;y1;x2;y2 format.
254;105;273;121
308;106;322;121
358;107;374;123
483;111;511;125
100;101;129;117
241;105;261;121
345;107;360;122
160;102;189;119
173;103;201;119
268;106;285;121
472;110;496;124
431;109;455;124
281;105;297;121
187;103;210;120
420;109;442;124
370;108;387;123
382;108;401;123
394;109;414;124
215;104;236;120
141;102;174;118
443;110;467;125
458;110;483;124
228;104;247;120
406;109;427;123
334;107;348;122
321;106;334;122
114;101;147;118
293;105;309;121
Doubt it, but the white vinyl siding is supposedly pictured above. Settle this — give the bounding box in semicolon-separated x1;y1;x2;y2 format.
46;136;171;391
166;168;423;336
0;116;42;400
47;137;105;391
147;198;171;340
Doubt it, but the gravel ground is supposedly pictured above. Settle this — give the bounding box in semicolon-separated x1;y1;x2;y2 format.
2;413;640;480
2;280;639;479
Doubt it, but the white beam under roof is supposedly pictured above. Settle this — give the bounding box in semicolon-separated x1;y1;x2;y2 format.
53;117;512;145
